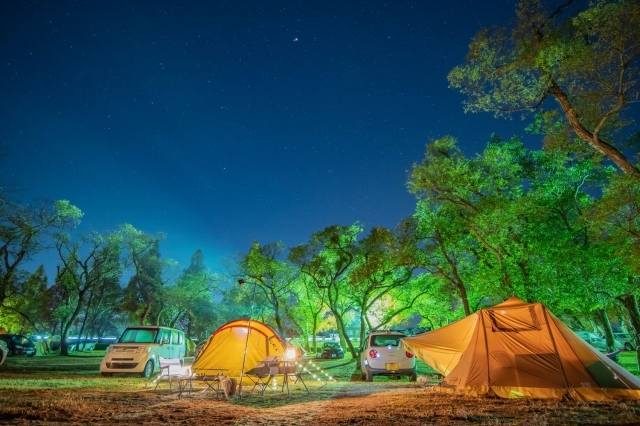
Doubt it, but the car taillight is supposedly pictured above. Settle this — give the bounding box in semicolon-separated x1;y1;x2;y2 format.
369;349;379;358
406;351;414;358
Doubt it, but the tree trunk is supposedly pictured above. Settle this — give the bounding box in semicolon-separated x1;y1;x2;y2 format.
139;302;151;325
311;317;318;353
76;291;94;351
616;293;640;369
549;83;640;179
594;308;615;352
60;323;72;356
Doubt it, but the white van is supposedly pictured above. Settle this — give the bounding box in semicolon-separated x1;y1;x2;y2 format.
100;326;186;378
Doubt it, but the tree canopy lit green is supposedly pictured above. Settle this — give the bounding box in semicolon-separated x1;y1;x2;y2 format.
448;0;640;178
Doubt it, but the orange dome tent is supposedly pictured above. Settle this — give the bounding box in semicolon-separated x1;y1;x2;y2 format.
191;319;287;380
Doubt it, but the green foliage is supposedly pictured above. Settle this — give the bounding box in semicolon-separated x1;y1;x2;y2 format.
448;0;640;177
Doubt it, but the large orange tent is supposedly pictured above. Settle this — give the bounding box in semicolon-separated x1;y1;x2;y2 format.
401;297;640;401
191;319;287;380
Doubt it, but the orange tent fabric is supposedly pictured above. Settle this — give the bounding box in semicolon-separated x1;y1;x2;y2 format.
401;297;640;401
191;319;287;379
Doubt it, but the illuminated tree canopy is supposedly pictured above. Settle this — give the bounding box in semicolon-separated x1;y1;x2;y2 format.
448;0;640;178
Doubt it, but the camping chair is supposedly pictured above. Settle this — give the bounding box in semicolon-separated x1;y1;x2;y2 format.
284;359;310;394
155;357;191;393
244;356;280;395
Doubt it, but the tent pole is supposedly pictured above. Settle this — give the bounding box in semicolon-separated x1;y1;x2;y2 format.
542;306;570;390
479;309;492;389
238;279;258;399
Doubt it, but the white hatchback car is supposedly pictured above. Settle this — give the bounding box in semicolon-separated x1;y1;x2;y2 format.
360;331;416;382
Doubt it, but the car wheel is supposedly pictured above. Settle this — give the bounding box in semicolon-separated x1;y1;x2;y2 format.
7;349;14;357
409;371;417;382
27;352;35;357
360;369;366;381
141;360;154;379
366;368;374;382
101;372;113;377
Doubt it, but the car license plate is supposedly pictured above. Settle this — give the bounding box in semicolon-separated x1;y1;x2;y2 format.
386;363;399;371
331;354;336;358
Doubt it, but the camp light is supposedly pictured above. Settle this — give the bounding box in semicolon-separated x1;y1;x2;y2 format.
369;349;379;358
286;348;296;360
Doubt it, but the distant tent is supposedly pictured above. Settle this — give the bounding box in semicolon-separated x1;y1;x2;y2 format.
191;319;287;379
401;297;640;401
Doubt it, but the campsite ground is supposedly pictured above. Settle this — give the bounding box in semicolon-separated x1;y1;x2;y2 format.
0;352;639;425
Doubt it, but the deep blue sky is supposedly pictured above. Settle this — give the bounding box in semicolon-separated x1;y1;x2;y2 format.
1;0;532;277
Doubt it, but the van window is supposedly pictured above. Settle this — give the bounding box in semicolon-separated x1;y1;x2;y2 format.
120;328;158;343
158;329;171;344
172;330;182;345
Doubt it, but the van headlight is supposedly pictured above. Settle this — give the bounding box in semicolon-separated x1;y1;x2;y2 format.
136;347;150;353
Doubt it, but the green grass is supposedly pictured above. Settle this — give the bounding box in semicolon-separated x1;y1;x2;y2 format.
619;351;639;376
0;351;150;390
0;349;637;392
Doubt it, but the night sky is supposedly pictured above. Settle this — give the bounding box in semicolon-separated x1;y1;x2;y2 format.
1;1;532;277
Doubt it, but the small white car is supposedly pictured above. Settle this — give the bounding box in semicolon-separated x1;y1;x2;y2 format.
360;331;416;382
100;326;186;378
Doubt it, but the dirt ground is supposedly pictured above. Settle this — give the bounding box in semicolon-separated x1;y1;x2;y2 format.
2;383;640;425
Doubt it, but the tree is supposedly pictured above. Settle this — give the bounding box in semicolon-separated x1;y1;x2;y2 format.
408;205;476;316
165;249;218;337
239;241;298;337
448;0;640;178
408;136;539;302
52;230;122;356
120;224;170;325
287;274;327;353
0;266;49;333
348;225;422;343
289;224;362;357
0;197;82;306
589;172;640;361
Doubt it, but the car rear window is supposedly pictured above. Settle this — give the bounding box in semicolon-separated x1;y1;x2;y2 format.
371;335;402;347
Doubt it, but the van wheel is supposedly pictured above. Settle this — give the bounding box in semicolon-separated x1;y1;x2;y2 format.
141;360;154;379
409;372;417;382
366;369;374;382
101;372;113;377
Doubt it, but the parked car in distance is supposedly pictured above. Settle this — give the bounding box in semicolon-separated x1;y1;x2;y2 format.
317;342;344;359
613;332;637;351
0;334;37;357
574;331;623;352
360;331;416;382
0;339;8;365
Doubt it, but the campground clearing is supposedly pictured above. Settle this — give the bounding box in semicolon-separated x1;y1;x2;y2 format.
0;352;639;425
